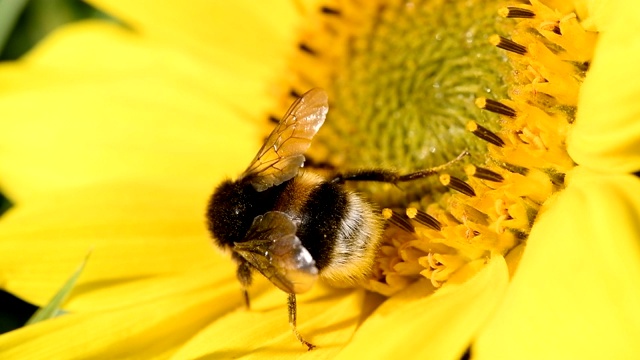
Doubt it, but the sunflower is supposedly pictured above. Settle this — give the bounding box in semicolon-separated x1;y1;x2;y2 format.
1;0;639;359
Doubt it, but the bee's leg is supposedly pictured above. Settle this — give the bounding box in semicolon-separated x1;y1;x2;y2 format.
235;255;253;309
288;293;315;351
331;151;468;184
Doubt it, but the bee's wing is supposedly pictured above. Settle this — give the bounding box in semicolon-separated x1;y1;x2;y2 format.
242;88;328;192
233;211;319;294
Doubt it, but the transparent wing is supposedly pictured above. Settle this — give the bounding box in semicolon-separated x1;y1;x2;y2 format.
233;211;319;294
242;88;328;192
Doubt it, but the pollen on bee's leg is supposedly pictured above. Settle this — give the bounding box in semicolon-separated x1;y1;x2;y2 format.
439;174;476;197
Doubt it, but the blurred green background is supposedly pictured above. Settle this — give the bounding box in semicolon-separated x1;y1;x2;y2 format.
0;0;110;60
0;0;111;334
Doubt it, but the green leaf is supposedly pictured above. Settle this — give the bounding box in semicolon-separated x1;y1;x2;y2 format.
26;250;92;325
0;0;30;53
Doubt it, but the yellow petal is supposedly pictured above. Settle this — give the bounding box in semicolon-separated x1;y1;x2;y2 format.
474;167;640;359
582;0;628;31
0;21;264;202
172;284;373;359
0;182;220;309
86;0;299;79
568;1;640;172
0;274;240;359
336;256;509;360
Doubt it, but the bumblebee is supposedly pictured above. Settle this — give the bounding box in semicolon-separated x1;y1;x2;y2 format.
206;88;465;350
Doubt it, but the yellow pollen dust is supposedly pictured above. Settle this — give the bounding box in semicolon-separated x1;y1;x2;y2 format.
279;0;597;296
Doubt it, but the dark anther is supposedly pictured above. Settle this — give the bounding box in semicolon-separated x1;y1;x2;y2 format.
545;168;566;187
510;228;529;240
440;174;476;197
268;115;279;124
499;162;530;176
465;165;505;182
492;35;527;55
479;98;517;118
298;43;317;56
505;7;535;18
552;25;562;35
290;89;302;98
320;6;341;16
413;210;442;231
388;210;415;233
467;121;506;147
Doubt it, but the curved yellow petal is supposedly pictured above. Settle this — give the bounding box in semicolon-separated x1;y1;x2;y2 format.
568;1;640;172
86;0;299;80
0;274;240;359
0;182;221;308
336;256;509;360
580;0;615;31
0;21;265;202
474;167;640;359
172;284;370;359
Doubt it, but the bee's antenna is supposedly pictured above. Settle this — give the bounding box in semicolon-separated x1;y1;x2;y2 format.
330;150;470;184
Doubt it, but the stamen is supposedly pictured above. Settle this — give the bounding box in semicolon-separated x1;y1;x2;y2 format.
540;21;562;35
439;174;476;197
430;271;443;288
427;253;440;268
466;121;505;147
268;115;280;124
489;34;527;55
384;209;415;233
464;165;504;182
498;162;529;176
289;89;302;98
298;43;317;56
475;97;517;118
498;6;535;19
543;168;566;187
320;6;341;16
407;208;442;231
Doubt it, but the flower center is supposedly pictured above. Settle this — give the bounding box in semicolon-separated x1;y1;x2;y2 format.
277;0;597;295
289;0;512;206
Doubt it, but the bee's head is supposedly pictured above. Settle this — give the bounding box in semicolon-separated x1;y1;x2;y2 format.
206;179;258;249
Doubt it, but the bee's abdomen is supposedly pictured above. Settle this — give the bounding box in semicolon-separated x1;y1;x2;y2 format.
297;182;383;287
296;182;347;271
